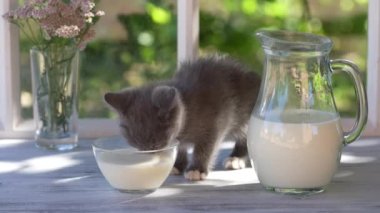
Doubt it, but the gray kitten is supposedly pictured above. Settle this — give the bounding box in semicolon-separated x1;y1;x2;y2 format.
104;56;261;181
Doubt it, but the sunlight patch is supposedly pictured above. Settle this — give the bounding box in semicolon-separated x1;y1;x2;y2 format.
54;175;92;184
333;170;354;178
177;168;259;187
206;168;259;187
20;155;81;174
0;140;27;149
349;138;380;147
0;161;22;174
341;153;376;164
146;188;183;198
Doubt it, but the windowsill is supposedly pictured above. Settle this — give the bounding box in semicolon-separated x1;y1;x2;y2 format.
1;137;380;212
0;118;120;139
2;117;379;139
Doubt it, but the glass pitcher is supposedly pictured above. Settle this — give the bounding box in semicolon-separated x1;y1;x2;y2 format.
247;30;368;195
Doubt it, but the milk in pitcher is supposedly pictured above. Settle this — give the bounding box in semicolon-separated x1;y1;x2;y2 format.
247;110;343;189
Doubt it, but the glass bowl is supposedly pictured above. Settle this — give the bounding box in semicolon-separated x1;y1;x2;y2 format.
92;136;178;193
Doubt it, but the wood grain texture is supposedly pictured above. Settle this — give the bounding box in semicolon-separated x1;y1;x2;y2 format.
0;138;380;213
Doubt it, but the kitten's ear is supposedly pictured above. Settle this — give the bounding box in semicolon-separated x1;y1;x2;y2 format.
104;92;122;109
151;86;179;113
104;92;132;110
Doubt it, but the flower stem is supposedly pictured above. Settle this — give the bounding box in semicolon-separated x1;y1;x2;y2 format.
17;22;39;47
26;19;41;47
37;44;77;135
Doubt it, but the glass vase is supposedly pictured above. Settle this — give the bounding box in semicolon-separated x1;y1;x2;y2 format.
30;44;79;151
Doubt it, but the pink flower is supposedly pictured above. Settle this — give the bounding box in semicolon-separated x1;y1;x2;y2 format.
40;1;86;37
2;0;104;50
84;12;94;23
10;5;33;19
96;10;105;16
3;0;56;20
54;25;80;38
71;0;95;13
30;8;48;19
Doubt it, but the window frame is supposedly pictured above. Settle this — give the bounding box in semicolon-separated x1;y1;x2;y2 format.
0;1;22;138
177;0;199;64
0;0;379;139
363;0;380;136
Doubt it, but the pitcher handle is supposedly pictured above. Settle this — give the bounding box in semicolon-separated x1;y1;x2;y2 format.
330;59;368;145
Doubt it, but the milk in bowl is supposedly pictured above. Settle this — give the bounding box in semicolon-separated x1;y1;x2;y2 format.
93;136;178;192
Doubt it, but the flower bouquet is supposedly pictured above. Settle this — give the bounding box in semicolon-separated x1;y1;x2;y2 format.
3;0;105;150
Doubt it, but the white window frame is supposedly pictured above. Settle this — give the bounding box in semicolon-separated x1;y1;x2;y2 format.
177;0;199;64
363;0;380;136
0;1;22;138
0;0;379;139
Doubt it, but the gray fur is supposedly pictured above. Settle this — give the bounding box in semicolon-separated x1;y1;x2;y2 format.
104;56;261;179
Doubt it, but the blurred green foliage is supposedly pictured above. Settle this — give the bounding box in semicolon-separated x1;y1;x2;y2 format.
79;2;177;117
20;0;367;118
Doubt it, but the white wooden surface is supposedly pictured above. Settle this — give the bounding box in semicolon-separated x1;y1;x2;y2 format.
1;0;380;138
1;138;380;212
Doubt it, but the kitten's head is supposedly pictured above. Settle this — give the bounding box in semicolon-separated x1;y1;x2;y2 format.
104;85;184;151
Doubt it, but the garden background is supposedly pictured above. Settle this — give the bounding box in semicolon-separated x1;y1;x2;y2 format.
18;0;368;119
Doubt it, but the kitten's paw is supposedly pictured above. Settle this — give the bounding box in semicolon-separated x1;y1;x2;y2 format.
184;170;207;181
170;167;181;175
224;157;246;170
